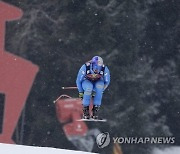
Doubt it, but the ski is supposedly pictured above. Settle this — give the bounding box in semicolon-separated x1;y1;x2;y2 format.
77;118;107;122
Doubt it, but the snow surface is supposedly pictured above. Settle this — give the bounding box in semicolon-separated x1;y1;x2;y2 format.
1;143;179;154
153;146;180;154
0;143;98;154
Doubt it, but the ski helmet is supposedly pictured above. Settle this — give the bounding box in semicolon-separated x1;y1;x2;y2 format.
91;56;103;66
91;56;103;73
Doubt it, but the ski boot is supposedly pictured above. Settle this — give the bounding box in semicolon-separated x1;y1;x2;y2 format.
91;105;100;119
82;106;90;119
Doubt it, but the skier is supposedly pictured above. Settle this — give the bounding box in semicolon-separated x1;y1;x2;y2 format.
76;56;110;119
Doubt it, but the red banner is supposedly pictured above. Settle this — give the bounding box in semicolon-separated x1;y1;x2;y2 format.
0;1;39;143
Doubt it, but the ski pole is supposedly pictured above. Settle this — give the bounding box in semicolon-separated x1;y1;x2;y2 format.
53;95;62;104
61;86;77;90
53;87;76;103
53;94;71;103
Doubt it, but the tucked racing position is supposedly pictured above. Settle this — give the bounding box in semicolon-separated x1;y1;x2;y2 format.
76;56;110;119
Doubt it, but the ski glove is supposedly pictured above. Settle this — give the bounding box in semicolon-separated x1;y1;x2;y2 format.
79;92;84;99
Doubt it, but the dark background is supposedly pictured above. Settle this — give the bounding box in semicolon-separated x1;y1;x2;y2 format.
1;0;180;154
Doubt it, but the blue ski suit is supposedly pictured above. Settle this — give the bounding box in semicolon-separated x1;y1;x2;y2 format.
76;62;110;107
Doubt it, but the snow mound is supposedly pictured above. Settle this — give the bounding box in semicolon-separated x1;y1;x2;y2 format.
0;143;98;154
152;146;180;154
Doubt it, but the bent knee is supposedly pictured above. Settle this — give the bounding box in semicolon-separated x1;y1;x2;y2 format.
84;88;93;95
96;84;104;90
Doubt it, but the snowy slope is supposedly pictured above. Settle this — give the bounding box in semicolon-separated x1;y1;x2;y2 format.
0;143;98;154
153;146;180;154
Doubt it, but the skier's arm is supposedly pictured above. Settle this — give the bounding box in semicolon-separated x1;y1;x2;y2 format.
76;64;86;93
103;66;110;91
